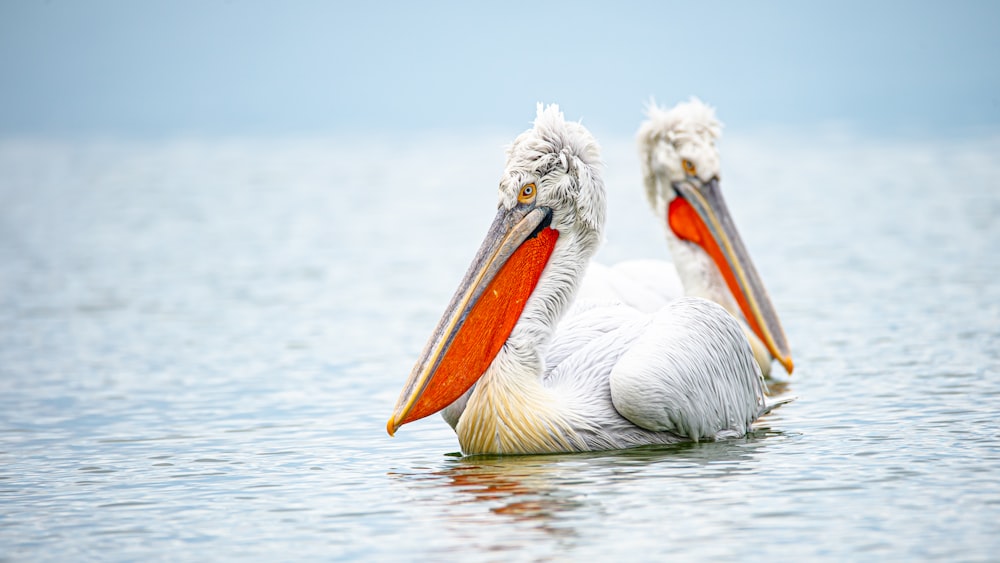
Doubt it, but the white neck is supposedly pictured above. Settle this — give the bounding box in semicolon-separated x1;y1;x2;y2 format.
664;230;741;317
664;226;773;376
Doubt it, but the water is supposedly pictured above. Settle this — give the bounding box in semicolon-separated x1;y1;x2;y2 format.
1;132;999;561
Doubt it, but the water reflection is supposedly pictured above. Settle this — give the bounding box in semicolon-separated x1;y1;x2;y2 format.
448;454;597;532
392;431;781;546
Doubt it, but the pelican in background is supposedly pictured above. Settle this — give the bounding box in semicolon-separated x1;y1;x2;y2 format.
387;104;792;455
578;99;793;377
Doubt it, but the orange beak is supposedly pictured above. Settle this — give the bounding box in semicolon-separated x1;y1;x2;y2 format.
667;177;793;374
387;204;559;435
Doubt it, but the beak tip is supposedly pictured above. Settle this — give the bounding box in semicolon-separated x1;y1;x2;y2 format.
386;417;399;437
781;356;795;375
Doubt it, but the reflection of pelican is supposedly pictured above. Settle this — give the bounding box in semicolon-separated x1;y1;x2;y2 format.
578;99;792;377
387;105;791;455
431;439;776;524
443;458;584;528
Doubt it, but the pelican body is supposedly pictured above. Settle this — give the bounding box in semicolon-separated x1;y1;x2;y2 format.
387;105;792;455
578;99;792;377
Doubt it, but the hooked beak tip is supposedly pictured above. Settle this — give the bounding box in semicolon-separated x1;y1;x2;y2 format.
780;356;794;375
386;417;399;437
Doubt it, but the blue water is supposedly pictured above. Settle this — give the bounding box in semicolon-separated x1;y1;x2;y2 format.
1;133;999;560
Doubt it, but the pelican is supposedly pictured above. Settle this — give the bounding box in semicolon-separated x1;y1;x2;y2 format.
577;99;793;377
387;104;791;455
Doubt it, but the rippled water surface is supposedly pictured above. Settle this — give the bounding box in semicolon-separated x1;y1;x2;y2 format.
1;133;999;560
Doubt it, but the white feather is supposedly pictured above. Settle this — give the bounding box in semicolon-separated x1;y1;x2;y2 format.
608;298;765;441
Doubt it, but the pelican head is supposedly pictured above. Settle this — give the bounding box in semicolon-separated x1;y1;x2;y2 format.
388;104;605;437
638;98;793;374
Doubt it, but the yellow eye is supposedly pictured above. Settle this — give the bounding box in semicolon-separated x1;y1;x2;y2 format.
518;183;536;204
682;159;697;176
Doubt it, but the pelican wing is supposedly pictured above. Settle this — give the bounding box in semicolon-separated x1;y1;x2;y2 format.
541;297;771;450
608;297;767;441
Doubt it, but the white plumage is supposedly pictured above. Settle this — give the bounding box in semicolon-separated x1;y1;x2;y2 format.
388;103;790;455
545;298;770;450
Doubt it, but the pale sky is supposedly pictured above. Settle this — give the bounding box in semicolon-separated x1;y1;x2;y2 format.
1;1;998;138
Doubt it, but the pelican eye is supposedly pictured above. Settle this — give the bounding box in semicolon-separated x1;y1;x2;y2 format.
682;159;697;176
518;183;536;204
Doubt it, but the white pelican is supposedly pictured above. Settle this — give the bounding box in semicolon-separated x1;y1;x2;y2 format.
578;99;793;377
387;104;792;455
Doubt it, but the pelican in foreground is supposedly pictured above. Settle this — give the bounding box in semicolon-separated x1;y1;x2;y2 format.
578;99;793;377
387;105;790;455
